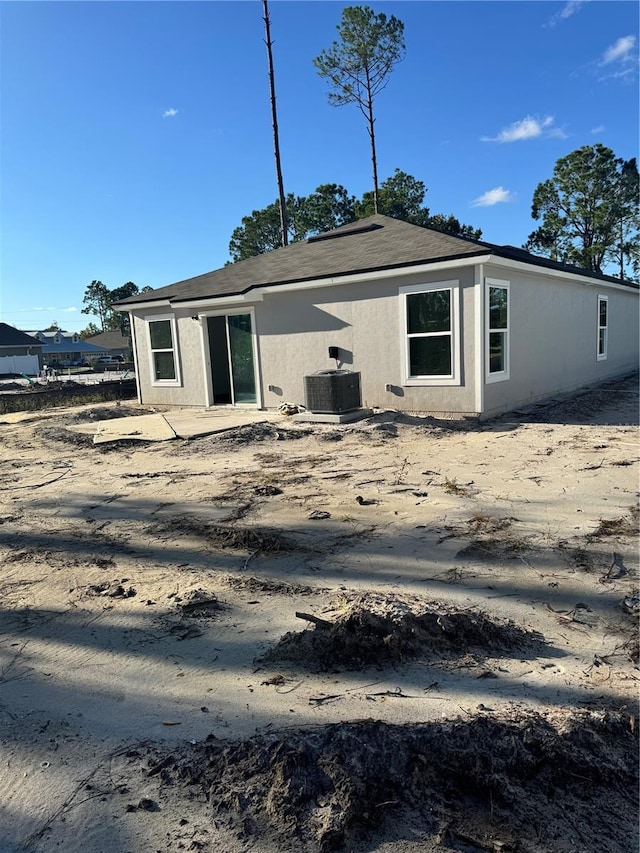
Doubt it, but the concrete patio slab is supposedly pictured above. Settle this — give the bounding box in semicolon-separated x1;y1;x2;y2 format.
66;407;279;443
163;408;272;438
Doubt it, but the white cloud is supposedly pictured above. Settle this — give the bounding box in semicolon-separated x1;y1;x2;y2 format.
62;306;77;313
471;187;516;208
482;115;565;143
601;35;636;65
547;1;585;27
162;108;178;118
599;67;635;82
590;124;605;134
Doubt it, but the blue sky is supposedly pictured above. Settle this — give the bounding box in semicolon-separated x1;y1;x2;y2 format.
1;0;638;332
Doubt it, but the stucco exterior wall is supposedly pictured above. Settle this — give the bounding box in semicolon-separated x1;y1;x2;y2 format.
482;264;639;417
256;266;478;414
130;262;638;418
132;311;209;407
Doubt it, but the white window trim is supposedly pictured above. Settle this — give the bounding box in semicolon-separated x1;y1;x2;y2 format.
485;278;510;384
399;280;461;386
597;294;608;361
145;313;182;387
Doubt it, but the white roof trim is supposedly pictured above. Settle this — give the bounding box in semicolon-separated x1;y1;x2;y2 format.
171;293;264;310
486;255;637;292
255;255;493;296
117;298;172;311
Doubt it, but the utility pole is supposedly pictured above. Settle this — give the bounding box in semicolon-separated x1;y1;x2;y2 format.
262;0;288;247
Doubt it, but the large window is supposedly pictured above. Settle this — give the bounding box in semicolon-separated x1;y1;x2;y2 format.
485;279;510;382
400;281;460;385
597;295;608;361
147;315;180;384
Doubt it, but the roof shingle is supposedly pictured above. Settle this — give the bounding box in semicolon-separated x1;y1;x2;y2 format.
115;214;637;307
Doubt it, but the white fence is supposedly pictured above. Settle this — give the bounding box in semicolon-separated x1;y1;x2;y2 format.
0;355;40;376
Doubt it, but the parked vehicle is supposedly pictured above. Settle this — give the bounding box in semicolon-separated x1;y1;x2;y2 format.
96;355;125;364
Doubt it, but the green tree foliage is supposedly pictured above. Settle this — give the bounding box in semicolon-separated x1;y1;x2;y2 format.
229;184;357;262
228;170;482;262
300;183;358;235
525;144;639;280
43;321;61;331
82;280;152;332
80;322;101;339
426;213;482;241
356;169;428;223
355;169;483;239
81;280;111;330
314;5;406;213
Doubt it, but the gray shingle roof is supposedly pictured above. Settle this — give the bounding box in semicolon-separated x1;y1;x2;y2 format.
0;323;45;348
115;214;637;308
86;330;131;349
116;215;489;307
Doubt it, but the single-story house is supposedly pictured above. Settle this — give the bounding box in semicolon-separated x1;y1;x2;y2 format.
0;323;45;375
114;214;639;419
24;330;106;366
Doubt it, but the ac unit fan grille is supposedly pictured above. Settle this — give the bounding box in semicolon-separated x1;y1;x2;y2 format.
304;370;361;414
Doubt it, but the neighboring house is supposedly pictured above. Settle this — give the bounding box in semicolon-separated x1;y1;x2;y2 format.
24;329;106;366
0;323;44;375
114;214;639;419
85;330;132;361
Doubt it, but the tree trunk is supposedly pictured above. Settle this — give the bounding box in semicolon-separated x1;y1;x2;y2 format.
263;0;288;247
365;71;379;214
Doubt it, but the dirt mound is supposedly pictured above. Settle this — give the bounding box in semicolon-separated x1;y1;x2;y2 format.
152;708;637;853
62;404;152;423
260;592;544;669
226;575;322;596
149;517;301;554
175;588;224;617
186;423;314;450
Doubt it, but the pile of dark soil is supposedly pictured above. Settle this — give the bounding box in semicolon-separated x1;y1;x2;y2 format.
175;588;224;618
225;575;322;596
150;517;301;554
151;708;637;853
259;592;545;669
216;423;312;445
62;404;152;423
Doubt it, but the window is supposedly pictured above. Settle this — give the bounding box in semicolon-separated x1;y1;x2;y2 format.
400;281;460;385
485;279;510;382
146;315;180;384
597;295;608;361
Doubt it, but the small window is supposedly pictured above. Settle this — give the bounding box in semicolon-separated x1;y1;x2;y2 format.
400;281;460;385
485;279;510;382
147;316;180;384
597;296;608;361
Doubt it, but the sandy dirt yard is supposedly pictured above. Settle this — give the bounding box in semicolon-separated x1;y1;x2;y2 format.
0;374;638;853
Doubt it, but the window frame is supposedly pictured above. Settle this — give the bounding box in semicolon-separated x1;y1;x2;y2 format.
485;278;510;383
399;281;461;386
597;295;608;361
145;313;182;386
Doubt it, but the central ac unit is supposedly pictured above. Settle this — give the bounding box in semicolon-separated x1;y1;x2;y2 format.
304;370;361;414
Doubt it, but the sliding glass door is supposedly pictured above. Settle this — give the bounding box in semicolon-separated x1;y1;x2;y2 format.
207;313;257;405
